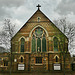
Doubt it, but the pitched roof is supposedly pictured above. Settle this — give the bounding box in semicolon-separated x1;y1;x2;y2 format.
12;7;68;40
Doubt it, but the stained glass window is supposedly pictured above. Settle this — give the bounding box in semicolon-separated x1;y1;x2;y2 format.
42;37;46;52
32;36;36;52
21;38;25;52
32;27;46;52
35;28;43;37
54;37;58;52
37;38;41;52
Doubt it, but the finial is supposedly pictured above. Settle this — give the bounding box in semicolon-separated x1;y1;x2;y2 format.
36;4;41;10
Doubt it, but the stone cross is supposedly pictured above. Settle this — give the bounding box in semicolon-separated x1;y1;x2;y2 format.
36;4;41;10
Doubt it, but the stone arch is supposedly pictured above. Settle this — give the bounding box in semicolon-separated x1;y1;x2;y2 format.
18;36;25;41
29;25;48;37
52;36;60;41
54;55;59;59
21;57;23;62
19;55;24;59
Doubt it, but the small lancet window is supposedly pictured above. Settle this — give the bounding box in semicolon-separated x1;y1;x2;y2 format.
37;17;41;22
56;56;58;62
21;57;23;62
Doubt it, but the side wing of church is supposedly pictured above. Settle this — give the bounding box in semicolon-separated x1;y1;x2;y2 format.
6;5;71;72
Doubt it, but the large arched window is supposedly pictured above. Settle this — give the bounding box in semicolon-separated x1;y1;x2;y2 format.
32;27;46;52
53;37;58;52
21;38;25;52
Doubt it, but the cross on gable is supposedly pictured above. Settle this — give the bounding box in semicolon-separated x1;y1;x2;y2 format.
36;4;41;10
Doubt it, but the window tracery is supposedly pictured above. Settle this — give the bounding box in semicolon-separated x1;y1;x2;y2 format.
32;27;46;52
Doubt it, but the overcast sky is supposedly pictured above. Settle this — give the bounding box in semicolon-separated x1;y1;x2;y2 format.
0;0;75;32
0;0;75;55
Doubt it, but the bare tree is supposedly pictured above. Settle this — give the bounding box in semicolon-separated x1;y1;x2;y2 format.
0;19;15;75
0;31;8;51
1;19;15;52
54;17;75;53
54;17;75;75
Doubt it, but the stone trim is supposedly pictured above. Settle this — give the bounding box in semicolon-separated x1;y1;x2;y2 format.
29;25;48;37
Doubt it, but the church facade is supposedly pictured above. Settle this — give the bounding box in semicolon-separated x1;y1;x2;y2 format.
0;5;71;72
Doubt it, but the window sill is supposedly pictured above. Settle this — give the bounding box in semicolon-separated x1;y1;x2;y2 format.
0;66;8;67
35;64;43;65
19;62;24;64
54;62;60;64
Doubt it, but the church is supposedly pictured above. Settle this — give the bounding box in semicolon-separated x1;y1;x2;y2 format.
0;4;71;72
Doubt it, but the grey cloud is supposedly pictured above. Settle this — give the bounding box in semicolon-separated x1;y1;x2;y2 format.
0;0;25;7
0;0;60;23
55;0;75;15
0;0;25;21
0;0;74;25
0;7;11;21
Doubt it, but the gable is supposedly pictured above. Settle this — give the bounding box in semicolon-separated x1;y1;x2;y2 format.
12;8;68;41
27;9;50;22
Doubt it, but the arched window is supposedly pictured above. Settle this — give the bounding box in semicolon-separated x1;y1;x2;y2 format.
21;38;25;52
32;27;46;52
21;57;23;62
37;17;41;22
37;38;41;52
42;35;46;52
32;35;36;52
53;37;58;52
56;56;58;62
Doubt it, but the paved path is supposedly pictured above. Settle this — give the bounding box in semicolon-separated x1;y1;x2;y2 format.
0;72;74;75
